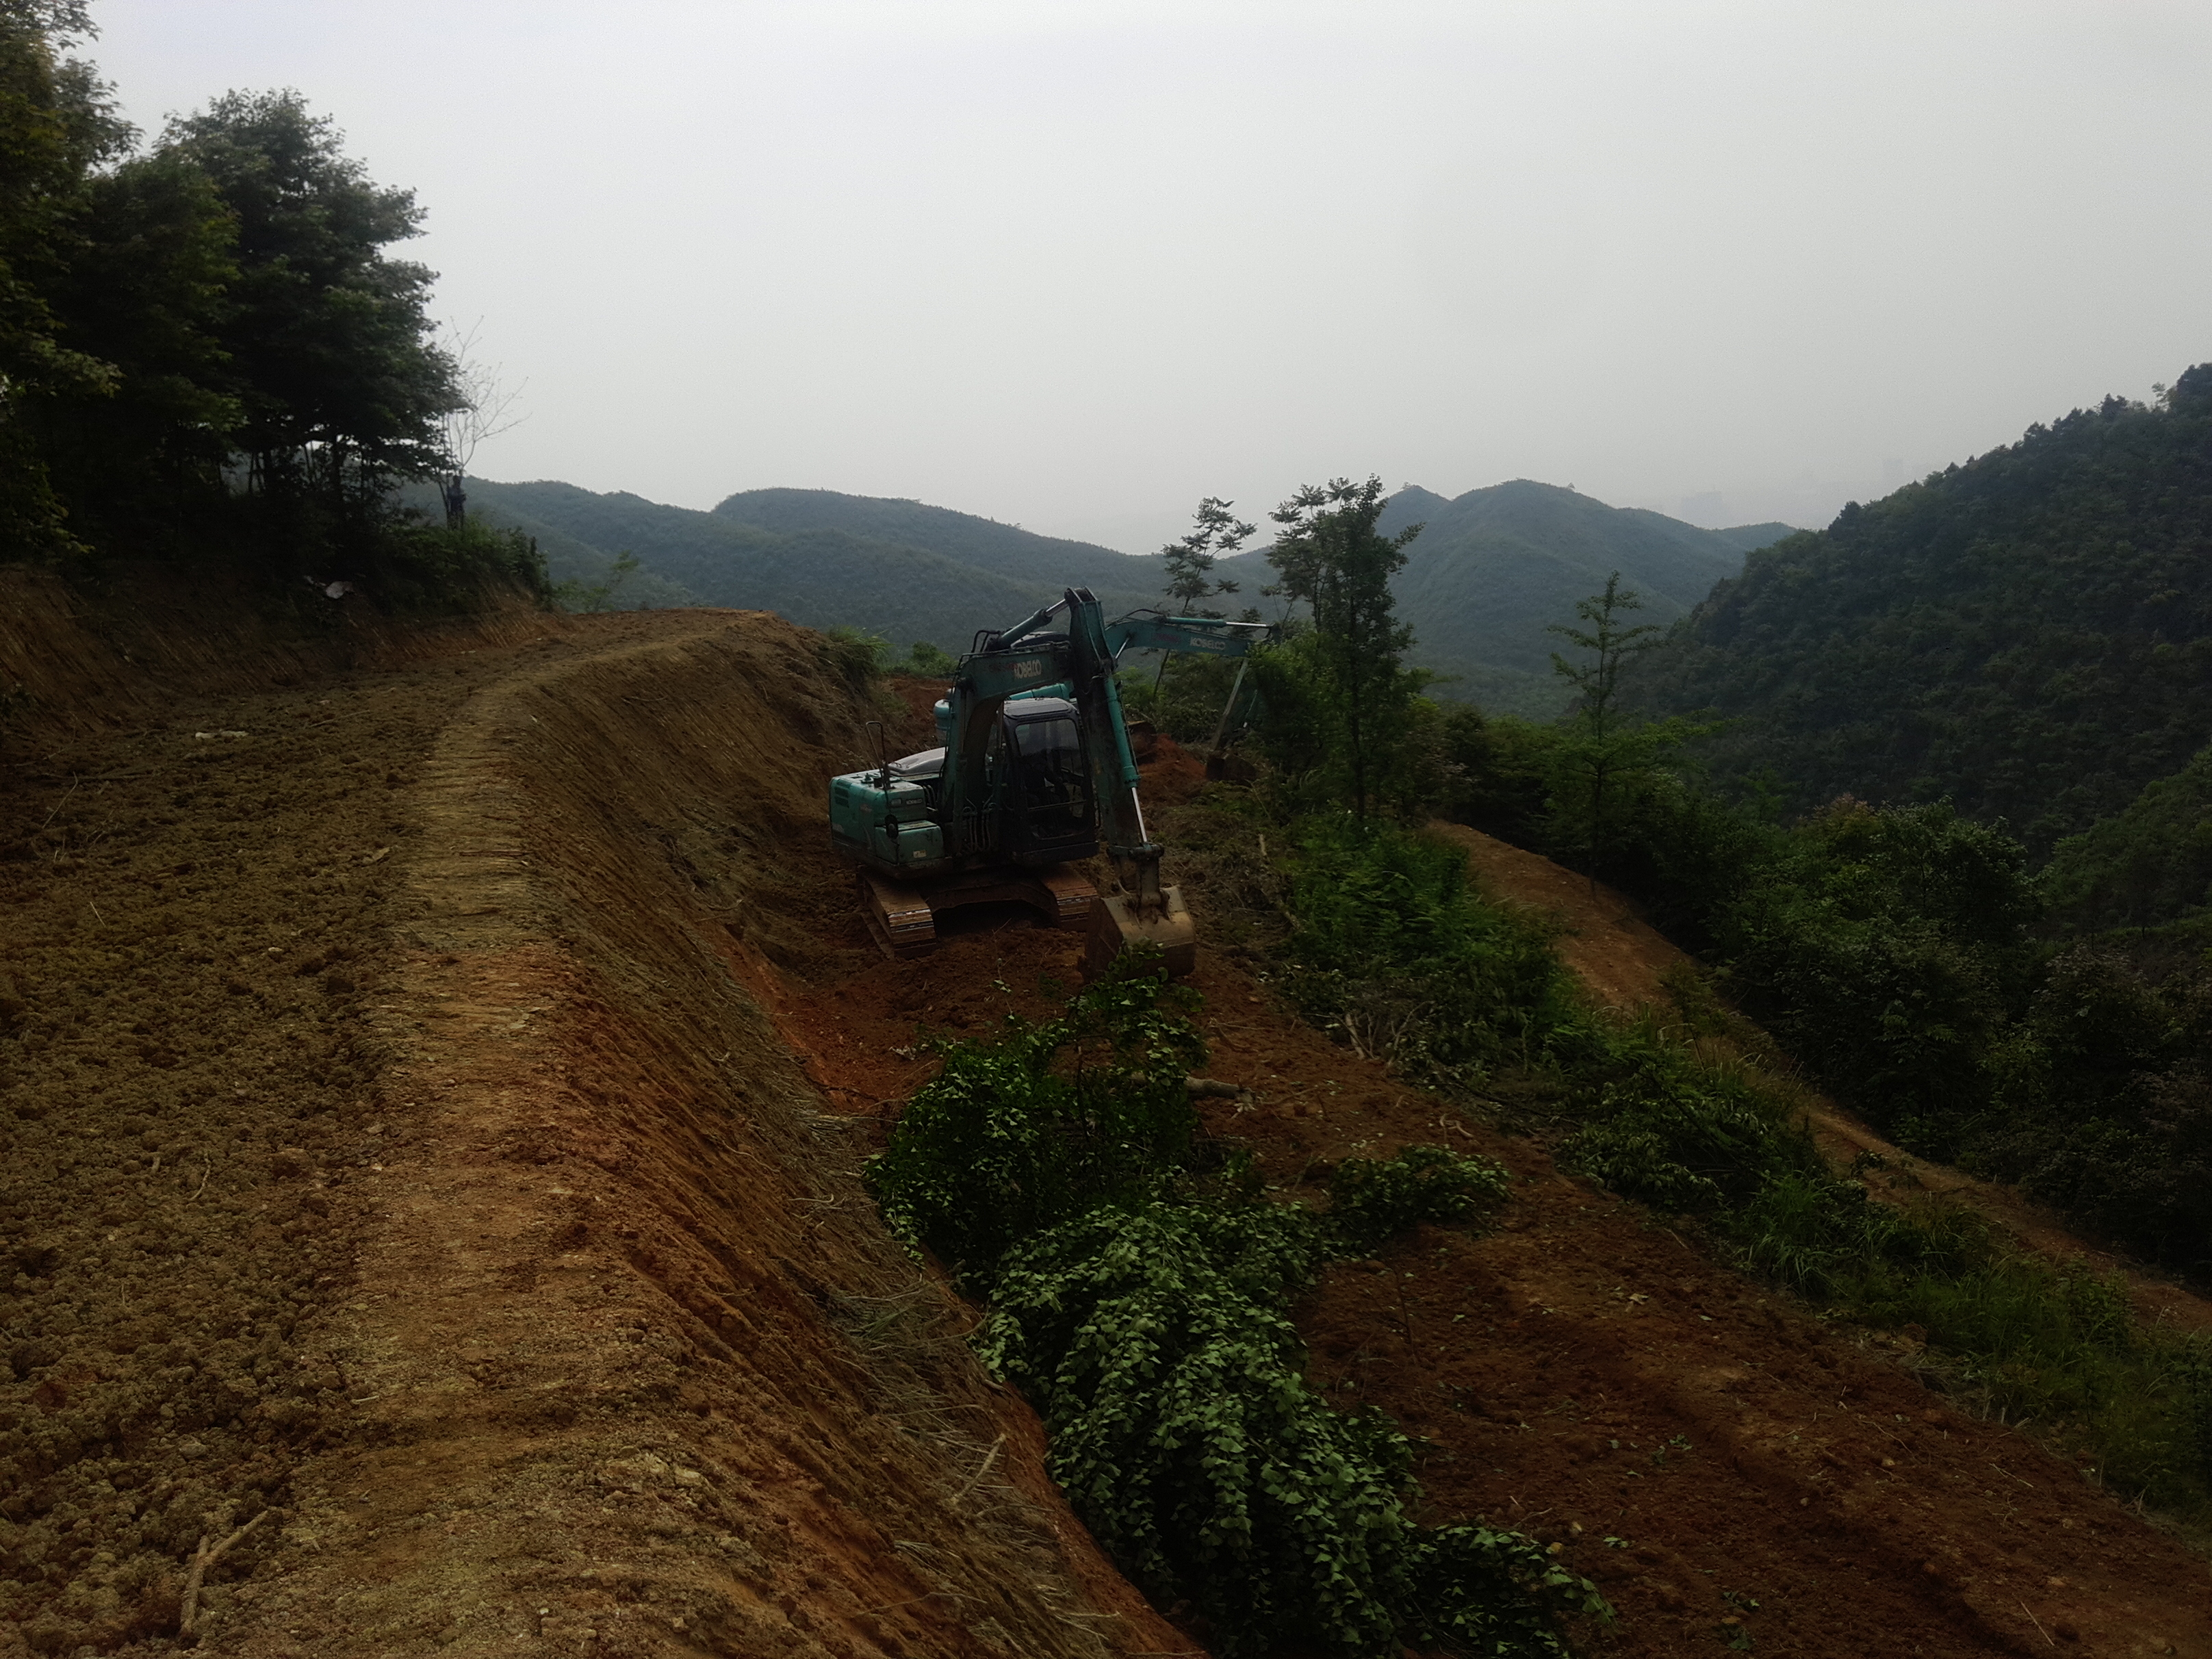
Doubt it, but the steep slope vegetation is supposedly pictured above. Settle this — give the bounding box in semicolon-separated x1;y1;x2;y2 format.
2042;738;2212;935
464;479;1161;648
1370;480;1790;717
1628;363;2212;853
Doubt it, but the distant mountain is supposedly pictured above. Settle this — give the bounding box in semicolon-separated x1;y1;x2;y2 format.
712;488;1163;595
459;475;1785;719
1626;363;2212;856
461;479;1165;652
1367;480;1792;718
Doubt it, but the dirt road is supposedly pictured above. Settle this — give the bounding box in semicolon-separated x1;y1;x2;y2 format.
3;604;2209;1659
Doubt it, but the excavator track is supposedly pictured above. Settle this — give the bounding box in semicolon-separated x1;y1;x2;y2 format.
859;867;1097;960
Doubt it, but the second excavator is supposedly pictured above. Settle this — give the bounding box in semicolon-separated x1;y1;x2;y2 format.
827;588;1270;975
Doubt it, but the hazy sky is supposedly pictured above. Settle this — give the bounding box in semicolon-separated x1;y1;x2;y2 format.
91;1;2212;551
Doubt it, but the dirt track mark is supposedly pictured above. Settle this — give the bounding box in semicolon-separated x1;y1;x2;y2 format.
210;610;1183;1659
0;631;549;1656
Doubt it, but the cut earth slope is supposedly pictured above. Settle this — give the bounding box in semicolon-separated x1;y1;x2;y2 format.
0;605;1179;1659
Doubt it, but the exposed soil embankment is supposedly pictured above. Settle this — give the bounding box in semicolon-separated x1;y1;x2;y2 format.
1;608;1180;1658
0;564;552;750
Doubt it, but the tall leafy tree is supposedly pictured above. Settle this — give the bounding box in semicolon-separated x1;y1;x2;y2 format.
1160;496;1250;616
0;0;124;554
36;151;240;538
160;90;456;500
1266;475;1424;819
1547;573;1704;886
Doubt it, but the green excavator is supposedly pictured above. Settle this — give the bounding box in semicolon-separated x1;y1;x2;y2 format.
827;587;1270;974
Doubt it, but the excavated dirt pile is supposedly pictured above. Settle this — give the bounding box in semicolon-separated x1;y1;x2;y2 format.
4;600;2211;1659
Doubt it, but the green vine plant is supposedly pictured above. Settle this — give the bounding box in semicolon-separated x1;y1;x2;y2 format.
865;959;1610;1657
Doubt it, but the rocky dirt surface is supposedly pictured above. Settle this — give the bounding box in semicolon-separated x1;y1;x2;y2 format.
3;604;2209;1659
1;627;538;1654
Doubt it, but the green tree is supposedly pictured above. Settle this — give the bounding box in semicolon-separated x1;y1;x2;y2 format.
896;639;957;675
1546;572;1689;885
160;90;456;503
1265;475;1424;819
1160;495;1251;616
36;151;240;541
0;0;124;555
553;550;640;613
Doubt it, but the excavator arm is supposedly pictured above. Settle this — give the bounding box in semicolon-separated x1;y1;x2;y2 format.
1062;589;1198;975
1103;610;1270;660
1104;610;1274;778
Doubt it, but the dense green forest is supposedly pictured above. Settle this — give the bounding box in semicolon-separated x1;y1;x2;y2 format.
0;3;539;603
1374;480;1788;717
1627;365;2212;856
2043;742;2212;942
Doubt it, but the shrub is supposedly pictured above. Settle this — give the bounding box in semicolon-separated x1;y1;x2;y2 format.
1328;1144;1509;1255
865;965;1205;1289
1280;816;1592;1088
871;961;1597;1656
815;623;890;691
977;1196;1599;1658
977;1200;1405;1656
1558;1023;1818;1217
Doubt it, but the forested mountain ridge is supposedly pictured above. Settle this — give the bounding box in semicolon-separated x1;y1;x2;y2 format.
469;475;1785;708
460;478;1161;650
1372;479;1791;717
712;487;1165;593
1625;364;2212;854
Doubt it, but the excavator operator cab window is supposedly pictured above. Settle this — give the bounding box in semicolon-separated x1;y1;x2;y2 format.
1005;705;1093;857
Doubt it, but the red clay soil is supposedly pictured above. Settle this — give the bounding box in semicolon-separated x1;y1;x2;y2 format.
0;606;1183;1659
5;598;2210;1659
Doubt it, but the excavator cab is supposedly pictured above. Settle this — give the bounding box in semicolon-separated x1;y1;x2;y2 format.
828;697;1104;957
1001;699;1095;862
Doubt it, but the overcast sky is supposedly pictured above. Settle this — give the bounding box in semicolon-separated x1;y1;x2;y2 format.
90;1;2212;551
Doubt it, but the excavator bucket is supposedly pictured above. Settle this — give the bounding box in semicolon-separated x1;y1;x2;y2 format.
1083;883;1196;980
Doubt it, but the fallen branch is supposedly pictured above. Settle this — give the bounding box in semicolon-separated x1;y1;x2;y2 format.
179;1508;270;1638
1185;1076;1249;1101
951;1433;1006;1511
